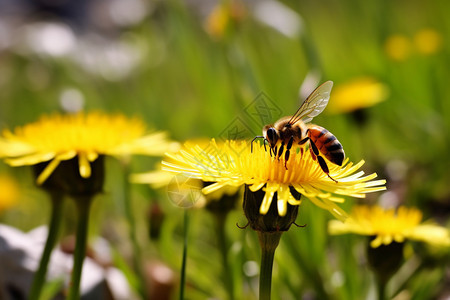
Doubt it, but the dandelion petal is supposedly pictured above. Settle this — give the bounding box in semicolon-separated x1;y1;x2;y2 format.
79;153;92;178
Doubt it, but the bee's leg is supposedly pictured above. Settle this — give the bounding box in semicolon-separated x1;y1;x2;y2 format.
309;139;338;183
309;147;317;161
271;145;277;158
317;156;338;183
299;136;316;160
298;129;310;145
284;136;294;169
309;138;319;156
251;136;264;153
277;142;285;161
301;137;318;161
298;137;309;145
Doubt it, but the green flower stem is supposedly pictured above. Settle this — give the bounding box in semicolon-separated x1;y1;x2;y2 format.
257;231;282;300
216;214;235;300
179;209;189;300
122;163;146;299
67;196;93;300
29;191;64;300
367;239;404;300
377;279;387;300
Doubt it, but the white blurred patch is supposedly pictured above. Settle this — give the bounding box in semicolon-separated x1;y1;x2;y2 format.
385;159;408;182
151;262;174;284
254;0;303;38
60;88;85;113
105;268;132;300
18;22;76;57
243;260;259;277
108;0;148;27
0;224;132;299
74;34;142;81
330;271;345;288
9;20;145;81
0;20;12;51
379;191;400;208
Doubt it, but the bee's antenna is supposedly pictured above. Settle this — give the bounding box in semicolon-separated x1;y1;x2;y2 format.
251;136;264;153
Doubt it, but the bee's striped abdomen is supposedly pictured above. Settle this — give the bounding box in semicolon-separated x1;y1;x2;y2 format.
308;125;345;166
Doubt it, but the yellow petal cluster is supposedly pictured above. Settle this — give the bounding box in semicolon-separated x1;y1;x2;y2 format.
0;112;179;184
329;205;450;248
162;139;386;219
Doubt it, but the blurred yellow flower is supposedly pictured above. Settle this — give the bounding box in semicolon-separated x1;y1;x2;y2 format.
385;29;442;61
0;112;179;185
329;205;450;248
0;174;19;212
384;35;411;61
327;78;389;114
413;28;443;55
162;139;386;219
205;0;246;40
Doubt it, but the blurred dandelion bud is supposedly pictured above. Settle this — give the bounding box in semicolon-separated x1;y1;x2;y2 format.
0;174;20;213
384;34;412;61
148;202;165;240
413;28;443;55
205;0;247;40
384;29;442;62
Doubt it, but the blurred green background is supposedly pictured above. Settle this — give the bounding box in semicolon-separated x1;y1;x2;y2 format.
0;0;449;299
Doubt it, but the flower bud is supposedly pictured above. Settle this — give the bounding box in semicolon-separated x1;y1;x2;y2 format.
33;156;105;197
367;237;404;284
243;185;299;232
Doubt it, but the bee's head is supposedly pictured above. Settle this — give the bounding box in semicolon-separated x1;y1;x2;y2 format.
263;125;279;149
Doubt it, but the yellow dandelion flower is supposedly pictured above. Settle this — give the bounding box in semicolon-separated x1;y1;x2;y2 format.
0;112;179;185
329;205;450;248
327;78;389;114
0;174;20;212
384;35;412;61
413;28;443;55
162;139;386;219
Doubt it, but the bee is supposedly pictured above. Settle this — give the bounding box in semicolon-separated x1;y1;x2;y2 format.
252;81;344;182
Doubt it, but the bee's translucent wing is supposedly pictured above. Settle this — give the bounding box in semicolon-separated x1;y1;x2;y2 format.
287;81;333;125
